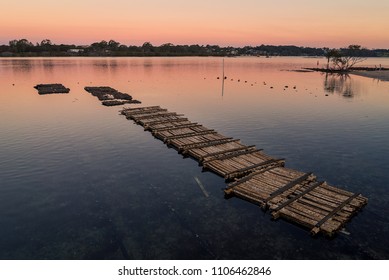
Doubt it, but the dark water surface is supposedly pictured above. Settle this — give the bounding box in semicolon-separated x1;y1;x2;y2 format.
1;57;388;259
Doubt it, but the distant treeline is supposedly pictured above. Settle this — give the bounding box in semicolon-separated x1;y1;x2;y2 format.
1;39;388;57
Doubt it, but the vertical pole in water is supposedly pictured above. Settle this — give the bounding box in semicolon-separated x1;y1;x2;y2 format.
222;58;225;97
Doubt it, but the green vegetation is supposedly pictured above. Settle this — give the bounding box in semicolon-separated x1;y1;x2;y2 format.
1;39;388;57
324;45;367;71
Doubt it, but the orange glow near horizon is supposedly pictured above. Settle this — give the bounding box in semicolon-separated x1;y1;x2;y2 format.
1;0;389;48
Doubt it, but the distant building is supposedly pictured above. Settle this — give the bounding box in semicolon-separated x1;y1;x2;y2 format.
67;49;84;53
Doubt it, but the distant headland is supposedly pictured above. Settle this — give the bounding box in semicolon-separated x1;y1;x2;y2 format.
1;39;389;57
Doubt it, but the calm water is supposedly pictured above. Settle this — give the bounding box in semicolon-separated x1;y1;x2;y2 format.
0;57;389;259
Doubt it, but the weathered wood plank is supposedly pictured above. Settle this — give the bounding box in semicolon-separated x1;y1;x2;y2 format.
119;106;368;237
263;172;315;206
203;147;261;163
132;112;182;121
224;158;285;179
142;118;189;127
179;137;235;152
201;145;255;162
271;181;324;216
310;193;360;235
151;123;201;133
165;130;216;142
35;83;70;94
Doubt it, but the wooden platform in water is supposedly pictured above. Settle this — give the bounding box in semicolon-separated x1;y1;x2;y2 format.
84;86;141;106
34;83;70;94
120;105;368;236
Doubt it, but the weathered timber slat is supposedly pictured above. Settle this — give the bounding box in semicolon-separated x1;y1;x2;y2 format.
224;166;309;209
179;137;234;151
84;86;139;106
151;123;201;133
132;112;182;121
310;193;361;235
124;110;170;119
121;106;162;114
165;130;216;142
142;118;189;127
201;145;256;162
263;172;314;206
226;165;282;190
122;108;167;116
183;139;240;154
35;83;70;94
224;158;286;179
117;106;367;237
271;181;324;214
203;147;262;163
145;120;193;131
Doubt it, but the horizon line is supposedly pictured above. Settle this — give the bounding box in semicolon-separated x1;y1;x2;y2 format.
1;39;388;50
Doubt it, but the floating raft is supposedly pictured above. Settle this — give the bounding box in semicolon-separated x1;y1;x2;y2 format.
121;106;368;236
34;83;70;94
84;86;141;106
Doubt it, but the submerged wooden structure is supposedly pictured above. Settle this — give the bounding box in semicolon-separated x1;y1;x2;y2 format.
34;83;70;94
121;105;368;237
84;86;141;106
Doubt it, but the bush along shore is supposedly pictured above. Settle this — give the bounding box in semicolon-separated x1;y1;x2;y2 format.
2;39;389;57
304;66;389;73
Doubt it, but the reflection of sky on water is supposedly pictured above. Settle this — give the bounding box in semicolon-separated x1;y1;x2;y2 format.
0;57;389;259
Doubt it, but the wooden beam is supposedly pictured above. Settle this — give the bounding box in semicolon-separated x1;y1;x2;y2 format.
224;158;285;180
271;181;324;218
132;112;182;120
201;145;254;162
202;147;261;163
164;130;216;142
123;108;167;116
310;193;360;235
225;164;282;190
151;123;200;133
121;106;162;114
180;137;235;152
142;118;189;127
263;172;314;207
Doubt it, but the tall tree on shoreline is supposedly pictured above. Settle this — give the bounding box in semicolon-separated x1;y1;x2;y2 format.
330;45;367;71
323;48;340;69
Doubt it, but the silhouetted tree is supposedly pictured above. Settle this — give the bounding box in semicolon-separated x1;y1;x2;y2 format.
9;39;33;52
108;40;120;50
40;39;52;46
91;40;108;50
141;42;154;54
323;48;340;69
331;45;367;71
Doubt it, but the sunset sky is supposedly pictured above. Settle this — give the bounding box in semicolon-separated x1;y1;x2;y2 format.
1;0;388;48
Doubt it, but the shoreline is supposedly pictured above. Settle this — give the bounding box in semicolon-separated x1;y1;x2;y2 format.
304;67;389;82
350;70;389;82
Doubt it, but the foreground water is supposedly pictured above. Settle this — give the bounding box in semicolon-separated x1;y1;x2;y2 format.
0;57;388;259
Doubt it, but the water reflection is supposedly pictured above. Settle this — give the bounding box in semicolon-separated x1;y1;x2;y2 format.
42;60;54;73
11;59;33;74
323;73;358;98
1;57;389;259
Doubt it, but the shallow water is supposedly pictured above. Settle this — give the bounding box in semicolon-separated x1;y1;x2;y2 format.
0;56;388;259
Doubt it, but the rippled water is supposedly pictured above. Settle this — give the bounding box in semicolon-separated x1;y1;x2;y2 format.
1;57;389;259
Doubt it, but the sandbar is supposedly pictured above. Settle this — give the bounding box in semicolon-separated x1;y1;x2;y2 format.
350;70;389;82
